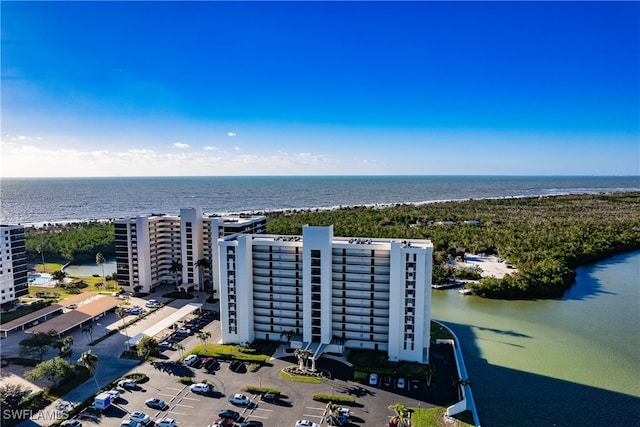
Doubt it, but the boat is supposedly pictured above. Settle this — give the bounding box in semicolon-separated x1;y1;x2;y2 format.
458;288;473;295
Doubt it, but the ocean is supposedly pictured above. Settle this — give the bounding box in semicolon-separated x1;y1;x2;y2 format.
1;175;638;224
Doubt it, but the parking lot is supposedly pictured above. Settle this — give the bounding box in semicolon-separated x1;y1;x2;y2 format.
80;346;444;427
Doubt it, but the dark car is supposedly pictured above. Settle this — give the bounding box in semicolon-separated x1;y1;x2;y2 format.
145;398;166;410
240;421;263;427
203;357;218;369
260;392;278;403
229;360;244;372
218;409;241;421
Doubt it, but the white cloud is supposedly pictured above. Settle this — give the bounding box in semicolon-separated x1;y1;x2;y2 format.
172;142;190;149
203;146;217;151
227;132;236;137
234;146;240;151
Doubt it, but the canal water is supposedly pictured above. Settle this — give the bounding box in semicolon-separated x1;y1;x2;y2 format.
432;251;640;426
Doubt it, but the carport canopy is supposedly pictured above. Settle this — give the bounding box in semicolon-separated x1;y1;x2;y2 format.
126;302;202;346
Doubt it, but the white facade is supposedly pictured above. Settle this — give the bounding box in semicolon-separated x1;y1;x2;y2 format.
115;209;266;293
218;225;433;363
0;225;28;307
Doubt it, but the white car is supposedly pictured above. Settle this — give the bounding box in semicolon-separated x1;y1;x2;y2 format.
129;412;151;425
184;355;199;366
145;300;161;308
228;393;251;406
296;420;320;427
107;388;121;400
368;373;378;385
155;418;176;427
176;327;191;335
120;421;143;427
190;383;211;394
128;306;145;315
159;341;173;350
397;377;406;389
118;379;137;389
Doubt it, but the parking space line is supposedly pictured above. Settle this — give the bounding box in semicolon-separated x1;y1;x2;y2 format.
158;393;175;398
166;387;184;391
168;410;188;416
180;396;200;401
174;403;194;408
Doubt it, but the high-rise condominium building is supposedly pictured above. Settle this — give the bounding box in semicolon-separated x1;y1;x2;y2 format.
114;208;266;293
218;225;433;364
0;225;28;307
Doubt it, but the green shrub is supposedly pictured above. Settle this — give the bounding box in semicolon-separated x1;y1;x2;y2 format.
123;372;148;383
245;386;280;395
312;394;357;405
179;376;193;384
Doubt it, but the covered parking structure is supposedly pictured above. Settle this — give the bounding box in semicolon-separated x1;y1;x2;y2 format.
126;302;203;346
27;296;122;336
0;292;94;337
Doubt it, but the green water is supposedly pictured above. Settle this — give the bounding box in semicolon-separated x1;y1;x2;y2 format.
432;251;640;426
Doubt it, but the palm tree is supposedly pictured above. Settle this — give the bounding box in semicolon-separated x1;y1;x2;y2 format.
52;270;67;286
169;260;183;289
294;349;313;372
280;329;295;346
82;324;93;344
332;334;346;354
116;307;130;348
197;330;211;351
194;258;211;291
77;350;100;391
96;252;106;283
424;364;436;387
36;245;46;271
326;402;342;426
387;403;410;427
175;343;185;359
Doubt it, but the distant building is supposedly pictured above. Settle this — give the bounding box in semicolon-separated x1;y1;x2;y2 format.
0;225;28;307
114;208;266;293
218;225;433;364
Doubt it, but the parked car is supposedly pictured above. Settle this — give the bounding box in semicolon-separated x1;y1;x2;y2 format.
217;409;241;421
128;306;145;315
129;412;151;425
145;300;161;308
155;418;176;427
60;420;82;427
184;355;199;366
260;392;278;403
202;357;217;369
368;373;379;385
190;383;211;394
228;393;251;406
176;327;191;335
118;379;137;389
396;377;406;389
107;389;121;400
120;421;143;427
240;421;263;427
67;304;78;309
159;341;173;350
229;360;244;372
209;418;234;427
296;420;320;427
145;398;166;410
382;376;392;388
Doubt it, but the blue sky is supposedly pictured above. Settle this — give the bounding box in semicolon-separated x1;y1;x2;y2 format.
2;1;639;177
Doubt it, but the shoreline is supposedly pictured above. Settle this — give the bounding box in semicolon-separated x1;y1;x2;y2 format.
16;189;638;228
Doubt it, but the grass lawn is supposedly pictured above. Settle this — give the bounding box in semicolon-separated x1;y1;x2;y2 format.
410;406;475;427
187;341;278;363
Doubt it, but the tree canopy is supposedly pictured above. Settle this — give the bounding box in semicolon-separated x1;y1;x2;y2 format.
266;192;640;298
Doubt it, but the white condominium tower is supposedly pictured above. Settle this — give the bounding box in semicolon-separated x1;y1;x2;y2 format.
0;225;28;307
218;225;433;364
114;208;266;293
